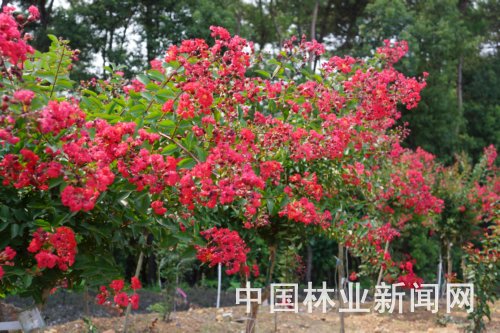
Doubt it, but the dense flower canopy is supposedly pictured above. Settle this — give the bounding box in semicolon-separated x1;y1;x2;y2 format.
0;9;497;322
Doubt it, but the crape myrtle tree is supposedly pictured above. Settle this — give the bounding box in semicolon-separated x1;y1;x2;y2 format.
0;5;494;333
433;146;499;333
433;147;498;284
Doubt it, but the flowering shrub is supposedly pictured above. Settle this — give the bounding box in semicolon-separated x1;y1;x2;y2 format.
0;7;497;331
464;226;499;332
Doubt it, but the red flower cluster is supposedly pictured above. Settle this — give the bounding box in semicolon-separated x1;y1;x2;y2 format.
376;40;409;65
483;145;497;171
377;148;444;220
27;227;77;271
96;277;141;312
0;246;16;280
325;56;357;74
396;259;423;289
0;6;35;64
39;101;86;135
13;89;35;105
259;161;283;185
27;6;40;21
195;227;249;275
0;149;62;190
279;197;331;227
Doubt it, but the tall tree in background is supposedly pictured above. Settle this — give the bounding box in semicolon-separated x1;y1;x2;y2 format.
354;0;488;162
462;0;500;161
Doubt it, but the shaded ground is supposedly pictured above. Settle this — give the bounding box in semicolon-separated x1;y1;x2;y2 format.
5;287;236;326
44;300;500;333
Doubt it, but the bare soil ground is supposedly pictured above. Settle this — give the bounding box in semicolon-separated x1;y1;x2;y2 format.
44;301;500;333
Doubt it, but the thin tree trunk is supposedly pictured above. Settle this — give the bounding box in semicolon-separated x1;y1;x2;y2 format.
124;252;144;333
144;2;155;61
461;254;467;283
447;241;453;282
310;0;319;40
376;241;390;287
437;250;443;298
235;9;242;36
83;287;90;317
456;0;467;136
456;55;463;136
309;0;319;70
216;263;222;308
317;0;333;43
306;243;313;283
269;0;282;47
246;246;276;333
35;288;51;311
338;243;345;333
345;247;349;282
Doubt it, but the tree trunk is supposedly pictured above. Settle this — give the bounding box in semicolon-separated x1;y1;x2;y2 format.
447;241;453;282
456;54;463;136
83;287;90;317
124;252;144;333
235;9;242;36
144;2;154;61
456;0;467;136
216;263;222;308
437;250;443;297
35;288;51;311
309;0;319;70
310;0;319;40
376;241;390;287
245;290;262;333
269;0;282;48
306;243;313;283
246;246;276;333
461;254;467;283
317;0;333;43
338;243;345;333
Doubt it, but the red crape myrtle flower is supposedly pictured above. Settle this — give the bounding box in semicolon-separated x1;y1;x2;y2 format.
0;6;35;64
28;227;77;271
195;227;249;275
110;279;125;292
396;259;423;289
96;277;142;312
131;276;142;290
0;246;16;279
13;89;35;105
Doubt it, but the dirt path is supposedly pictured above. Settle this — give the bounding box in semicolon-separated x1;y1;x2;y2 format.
46;301;500;333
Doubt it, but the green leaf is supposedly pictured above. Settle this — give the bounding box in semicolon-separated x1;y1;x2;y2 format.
137;74;150;85
23;274;33;288
255;70;271;79
162;143;179;155
47;34;59;44
10;224;19;238
34;219;51;230
148;70;165;82
267;199;275;215
178;157;196;169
